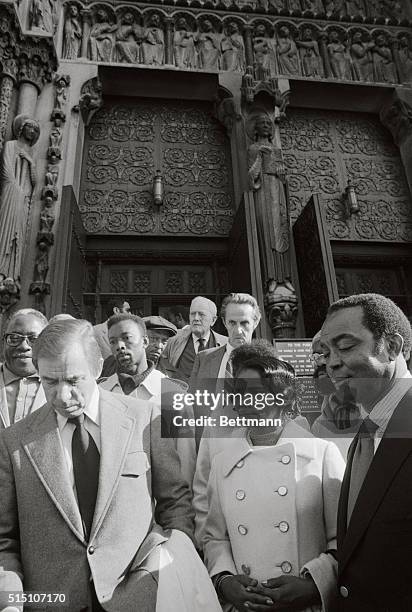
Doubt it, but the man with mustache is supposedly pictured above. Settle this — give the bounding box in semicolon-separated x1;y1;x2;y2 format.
143;316;178;372
0;319;220;611
99;313;196;486
0;308;47;430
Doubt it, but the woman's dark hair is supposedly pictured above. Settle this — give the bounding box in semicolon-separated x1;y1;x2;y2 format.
231;340;301;419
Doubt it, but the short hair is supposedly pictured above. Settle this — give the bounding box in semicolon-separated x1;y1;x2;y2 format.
327;293;412;359
107;313;147;336
105;297;129;319
190;296;217;317
32;319;102;377
48;313;75;324
169;305;189;321
230;340;299;418
221;293;261;323
6;308;48;331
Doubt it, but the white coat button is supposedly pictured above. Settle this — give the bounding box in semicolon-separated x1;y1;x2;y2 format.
88;546;95;554
278;521;289;533
238;524;248;535
236;460;244;468
340;586;349;598
281;455;291;465
277;486;288;496
236;489;246;500
280;561;292;574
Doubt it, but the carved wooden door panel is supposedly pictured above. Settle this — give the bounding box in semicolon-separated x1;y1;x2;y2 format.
293;195;338;337
280;109;412;244
79;97;234;237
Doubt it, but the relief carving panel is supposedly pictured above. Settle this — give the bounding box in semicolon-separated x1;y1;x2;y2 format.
80;99;234;236
281;108;412;242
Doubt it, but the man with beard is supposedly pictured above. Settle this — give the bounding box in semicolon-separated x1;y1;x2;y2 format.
99;313;196;486
311;330;363;458
0;308;47;430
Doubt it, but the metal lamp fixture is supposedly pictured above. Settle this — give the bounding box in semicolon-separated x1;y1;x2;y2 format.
344;180;359;216
153;170;164;206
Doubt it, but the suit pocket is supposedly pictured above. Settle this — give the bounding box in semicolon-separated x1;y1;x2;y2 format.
122;451;150;477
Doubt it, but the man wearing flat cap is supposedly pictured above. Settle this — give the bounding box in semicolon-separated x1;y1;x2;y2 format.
143;316;177;373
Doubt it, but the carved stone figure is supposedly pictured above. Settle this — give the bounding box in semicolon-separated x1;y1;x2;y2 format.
345;0;364;18
28;56;43;86
373;34;397;83
287;0;302;10
252;24;277;80
350;32;374;81
40;201;55;232
301;0;323;13
248;113;291;285
63;4;81;59
297;28;323;77
173;18;197;69
89;9;117;62
196;20;221;70
30;0;54;33
268;0;286;10
48;127;62;163
397;35;412;83
382;0;403;21
325;0;345;17
327;30;351;79
142;14;164;65
221;21;245;72
33;238;50;283
54;74;70;111
367;0;383;19
0;115;40;282
115;12;141;64
277;26;300;75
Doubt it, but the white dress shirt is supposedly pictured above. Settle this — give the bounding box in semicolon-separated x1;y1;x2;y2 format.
217;342;235;380
56;384;101;491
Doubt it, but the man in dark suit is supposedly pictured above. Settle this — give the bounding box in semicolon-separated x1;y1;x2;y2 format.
159;296;227;383
0;319;219;612
320;293;412;612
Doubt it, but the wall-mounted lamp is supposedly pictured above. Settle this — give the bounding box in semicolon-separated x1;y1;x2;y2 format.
153;170;164;206
344;180;359;216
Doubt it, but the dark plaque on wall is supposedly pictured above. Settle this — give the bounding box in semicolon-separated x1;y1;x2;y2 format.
274;339;321;416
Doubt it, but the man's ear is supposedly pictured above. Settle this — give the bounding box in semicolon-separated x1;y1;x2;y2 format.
143;335;149;349
253;318;260;331
210;315;217;327
96;356;104;379
385;333;404;360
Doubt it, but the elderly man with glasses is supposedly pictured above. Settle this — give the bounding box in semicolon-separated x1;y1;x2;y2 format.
0;308;48;429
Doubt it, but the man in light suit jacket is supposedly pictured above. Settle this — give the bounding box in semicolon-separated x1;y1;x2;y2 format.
0;308;47;430
0;319;219;612
159;296;227;383
320;293;412;611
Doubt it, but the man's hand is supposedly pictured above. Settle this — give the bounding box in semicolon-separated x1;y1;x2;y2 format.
250;575;321;610
220;574;274;612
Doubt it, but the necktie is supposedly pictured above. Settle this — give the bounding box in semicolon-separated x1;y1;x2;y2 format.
198;338;206;352
225;358;233;379
347;417;378;525
71;414;100;539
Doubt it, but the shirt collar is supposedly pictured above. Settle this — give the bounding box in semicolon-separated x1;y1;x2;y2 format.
2;363;39;385
368;369;412;432
56;384;100;431
226;343;235;354
192;331;211;346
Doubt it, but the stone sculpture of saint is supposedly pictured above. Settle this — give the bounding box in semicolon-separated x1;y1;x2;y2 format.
350;32;374;81
248;113;291;284
297;28;324;77
196;20;221;70
277;26;300;76
397;35;412;84
173;18;197;69
89;9;117;62
63;4;82;59
373;34;397;84
221;21;245;72
0;115;40;282
142;14;164;66
115;12;141;64
30;0;54;32
252;24;278;80
327;30;351;79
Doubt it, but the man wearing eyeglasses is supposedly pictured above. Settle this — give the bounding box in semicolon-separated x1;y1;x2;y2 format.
0;308;48;429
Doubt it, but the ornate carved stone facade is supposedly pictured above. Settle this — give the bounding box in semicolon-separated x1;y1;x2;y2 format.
79;99;234;236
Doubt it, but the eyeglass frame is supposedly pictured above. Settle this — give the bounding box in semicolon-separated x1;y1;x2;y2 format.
310;352;326;365
3;333;39;347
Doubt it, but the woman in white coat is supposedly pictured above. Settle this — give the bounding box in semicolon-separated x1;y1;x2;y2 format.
203;342;345;612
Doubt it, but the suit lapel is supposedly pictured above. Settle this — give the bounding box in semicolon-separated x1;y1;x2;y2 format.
205;345;226;379
23;406;85;542
31;384;46;413
90;391;136;538
0;368;10;428
339;391;412;574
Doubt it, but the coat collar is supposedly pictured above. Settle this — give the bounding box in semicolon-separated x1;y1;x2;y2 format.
221;419;317;477
22;389;136;544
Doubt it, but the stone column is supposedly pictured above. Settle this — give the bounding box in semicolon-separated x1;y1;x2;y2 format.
81;9;91;58
319;33;331;78
164;17;174;66
380;89;412;198
243;25;254;69
17;82;38;115
0;75;15;148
